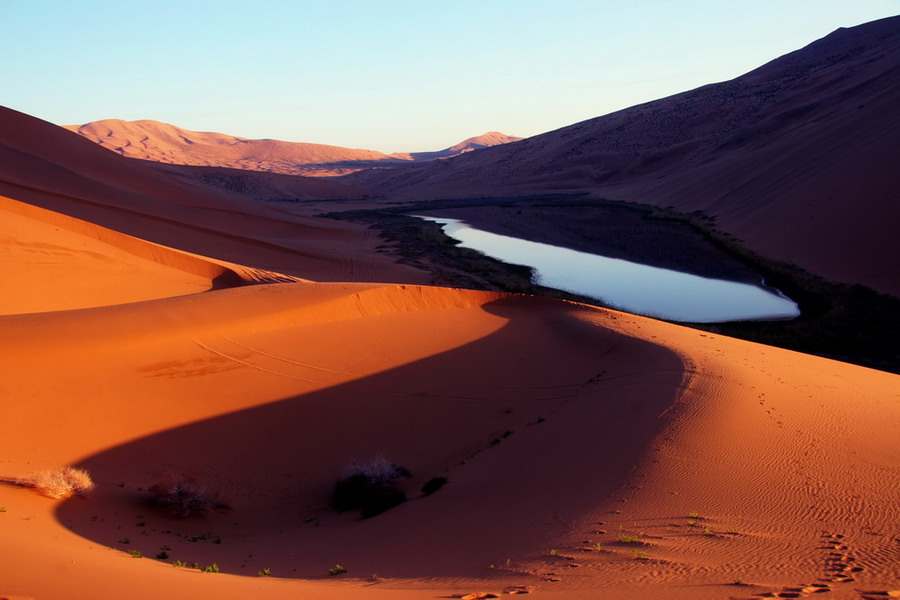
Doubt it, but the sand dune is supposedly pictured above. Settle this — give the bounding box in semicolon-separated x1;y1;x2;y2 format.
64;119;521;176
398;131;523;161
346;16;900;297
0;106;426;284
64;118;396;172
1;280;897;599
1;17;898;600
0;195;226;313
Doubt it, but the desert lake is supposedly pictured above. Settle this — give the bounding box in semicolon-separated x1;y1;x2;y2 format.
415;215;800;323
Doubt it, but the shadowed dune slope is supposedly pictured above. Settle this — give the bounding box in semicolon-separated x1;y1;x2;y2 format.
347;16;900;296
0;106;427;284
139;160;368;201
0;281;897;599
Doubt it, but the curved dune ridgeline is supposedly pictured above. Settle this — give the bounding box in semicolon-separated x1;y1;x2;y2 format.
0;195;247;313
1;281;897;599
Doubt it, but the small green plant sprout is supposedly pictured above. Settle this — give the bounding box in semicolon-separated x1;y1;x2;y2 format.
15;467;95;499
631;550;650;560
127;549;142;558
258;568;271;577
702;526;714;536
618;534;641;544
549;548;560;556
733;577;746;585
592;542;603;551
688;511;701;519
202;563;220;573
328;564;347;576
369;573;379;580
172;560;187;568
686;519;696;526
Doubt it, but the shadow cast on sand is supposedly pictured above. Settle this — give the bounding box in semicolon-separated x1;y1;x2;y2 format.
56;297;686;580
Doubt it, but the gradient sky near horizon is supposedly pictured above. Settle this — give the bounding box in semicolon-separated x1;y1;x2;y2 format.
2;1;897;152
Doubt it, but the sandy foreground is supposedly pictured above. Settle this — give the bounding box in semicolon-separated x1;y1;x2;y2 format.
1;108;898;599
1;199;898;600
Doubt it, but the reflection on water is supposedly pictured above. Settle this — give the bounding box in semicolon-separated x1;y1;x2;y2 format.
415;215;800;323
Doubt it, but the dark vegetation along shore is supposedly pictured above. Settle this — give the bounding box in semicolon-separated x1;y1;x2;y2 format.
323;196;900;374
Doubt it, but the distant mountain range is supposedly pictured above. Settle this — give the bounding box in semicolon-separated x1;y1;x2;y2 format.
63;120;521;176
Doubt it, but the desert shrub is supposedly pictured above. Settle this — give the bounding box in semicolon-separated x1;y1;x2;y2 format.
421;476;448;496
16;467;95;499
148;471;227;518
332;455;409;517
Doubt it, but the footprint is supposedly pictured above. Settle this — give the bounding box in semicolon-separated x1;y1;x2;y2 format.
801;585;831;594
501;586;531;595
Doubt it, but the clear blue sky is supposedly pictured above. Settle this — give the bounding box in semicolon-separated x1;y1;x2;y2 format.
2;1;897;152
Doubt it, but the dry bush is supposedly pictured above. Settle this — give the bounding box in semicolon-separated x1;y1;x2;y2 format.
332;454;410;517
148;471;227;518
17;467;95;499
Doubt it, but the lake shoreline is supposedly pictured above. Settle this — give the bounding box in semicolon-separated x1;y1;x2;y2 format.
413;213;800;323
319;195;900;373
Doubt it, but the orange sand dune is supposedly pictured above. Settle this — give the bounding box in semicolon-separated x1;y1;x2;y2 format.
347;16;900;296
0;19;897;599
63;118;396;173
0;280;897;600
64;119;521;176
0;105;426;284
0;195;236;313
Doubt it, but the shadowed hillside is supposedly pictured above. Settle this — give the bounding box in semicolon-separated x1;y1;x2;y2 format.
346;16;900;296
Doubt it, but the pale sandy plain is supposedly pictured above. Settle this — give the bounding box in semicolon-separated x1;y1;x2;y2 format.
2;20;900;599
